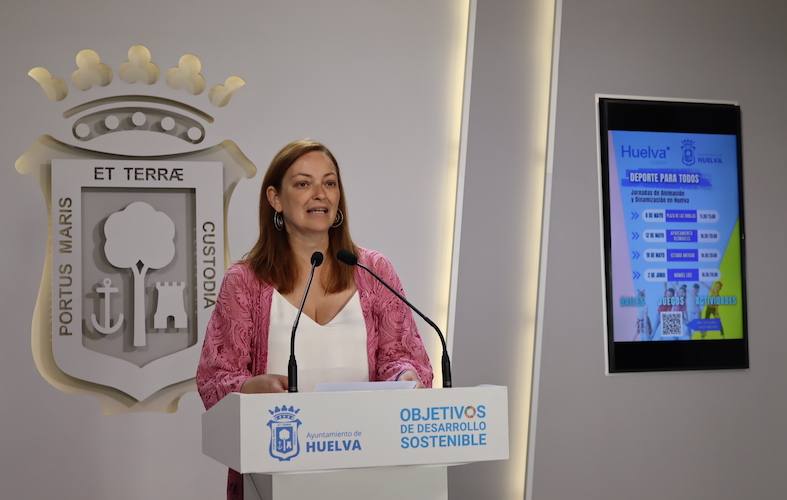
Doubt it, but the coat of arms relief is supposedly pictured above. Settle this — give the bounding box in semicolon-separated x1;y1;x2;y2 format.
17;45;256;413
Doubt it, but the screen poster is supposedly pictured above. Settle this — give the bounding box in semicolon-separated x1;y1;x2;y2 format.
598;98;748;372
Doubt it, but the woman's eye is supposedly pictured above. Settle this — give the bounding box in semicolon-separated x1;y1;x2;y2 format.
296;181;309;188
326;180;338;187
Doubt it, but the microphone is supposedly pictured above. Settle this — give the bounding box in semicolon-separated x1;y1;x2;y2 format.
288;251;324;392
337;249;452;388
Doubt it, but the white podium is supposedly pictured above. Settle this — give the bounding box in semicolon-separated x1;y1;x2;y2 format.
202;386;509;500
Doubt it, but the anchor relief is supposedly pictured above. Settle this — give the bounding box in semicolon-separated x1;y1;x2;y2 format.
90;278;124;335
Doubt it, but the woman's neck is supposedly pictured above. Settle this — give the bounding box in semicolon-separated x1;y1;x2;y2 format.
287;230;329;275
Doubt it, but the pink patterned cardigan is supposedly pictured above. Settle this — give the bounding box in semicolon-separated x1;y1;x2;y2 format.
196;247;433;500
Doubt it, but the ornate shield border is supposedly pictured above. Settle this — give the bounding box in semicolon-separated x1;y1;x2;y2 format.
16;135;255;413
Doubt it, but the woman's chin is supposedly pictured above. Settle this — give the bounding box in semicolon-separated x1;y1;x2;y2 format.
289;223;332;236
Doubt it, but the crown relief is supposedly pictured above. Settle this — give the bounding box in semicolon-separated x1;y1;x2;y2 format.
119;45;159;85
166;54;206;95
28;45;245;108
72;49;113;90
28;67;68;101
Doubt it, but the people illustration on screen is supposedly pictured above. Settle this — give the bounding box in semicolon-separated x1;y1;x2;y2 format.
700;280;724;338
687;283;702;338
651;284;674;339
674;284;689;340
635;289;653;341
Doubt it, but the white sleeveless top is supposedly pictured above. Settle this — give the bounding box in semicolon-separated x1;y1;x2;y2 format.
266;290;369;392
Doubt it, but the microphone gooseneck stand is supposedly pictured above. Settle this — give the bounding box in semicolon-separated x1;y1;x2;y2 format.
288;251;324;393
336;249;452;388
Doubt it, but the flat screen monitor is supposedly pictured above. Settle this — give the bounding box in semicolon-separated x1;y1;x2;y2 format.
598;97;748;372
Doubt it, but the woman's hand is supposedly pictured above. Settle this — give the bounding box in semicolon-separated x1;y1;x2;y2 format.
240;374;288;394
397;369;424;388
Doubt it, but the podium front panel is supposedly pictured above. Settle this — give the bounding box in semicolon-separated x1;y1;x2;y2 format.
203;386;508;473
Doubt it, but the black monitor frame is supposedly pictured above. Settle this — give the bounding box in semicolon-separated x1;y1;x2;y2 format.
598;97;749;372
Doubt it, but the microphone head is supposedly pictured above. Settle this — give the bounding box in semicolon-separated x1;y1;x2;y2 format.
336;249;358;266
311;251;324;267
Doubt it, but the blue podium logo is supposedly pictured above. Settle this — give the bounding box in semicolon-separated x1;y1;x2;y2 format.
267;406;302;461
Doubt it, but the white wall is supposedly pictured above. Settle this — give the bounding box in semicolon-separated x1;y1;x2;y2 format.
0;1;471;498
530;1;787;499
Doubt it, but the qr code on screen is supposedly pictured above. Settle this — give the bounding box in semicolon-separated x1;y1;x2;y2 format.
661;311;683;338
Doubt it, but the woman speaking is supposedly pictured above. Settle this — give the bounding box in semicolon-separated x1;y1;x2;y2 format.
196;139;433;499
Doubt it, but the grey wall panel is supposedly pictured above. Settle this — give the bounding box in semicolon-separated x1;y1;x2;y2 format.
531;1;787;500
449;0;555;498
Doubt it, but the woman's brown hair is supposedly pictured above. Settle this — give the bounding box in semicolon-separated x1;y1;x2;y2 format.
244;139;356;294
